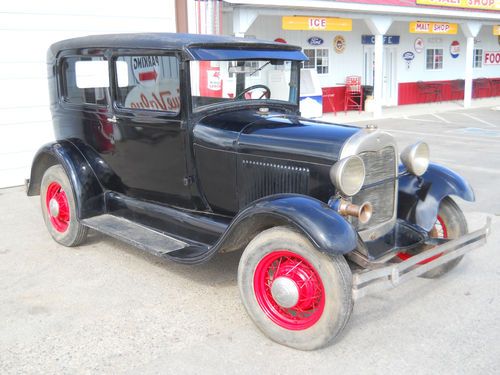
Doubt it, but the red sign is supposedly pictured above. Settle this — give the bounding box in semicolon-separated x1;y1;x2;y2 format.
484;51;500;64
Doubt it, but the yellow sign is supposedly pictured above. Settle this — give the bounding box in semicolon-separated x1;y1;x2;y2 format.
416;0;500;11
409;22;458;34
282;16;352;31
494;25;500;35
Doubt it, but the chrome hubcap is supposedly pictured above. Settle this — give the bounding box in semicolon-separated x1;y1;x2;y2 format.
49;198;60;217
271;277;299;308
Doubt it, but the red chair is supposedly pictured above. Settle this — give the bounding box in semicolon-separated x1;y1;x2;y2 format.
344;76;362;113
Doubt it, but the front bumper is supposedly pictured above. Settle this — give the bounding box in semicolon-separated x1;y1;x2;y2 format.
352;217;491;300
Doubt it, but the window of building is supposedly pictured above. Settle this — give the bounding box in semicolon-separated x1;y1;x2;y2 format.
426;48;443;70
303;48;329;74
61;56;109;106
115;55;180;113
473;49;483;68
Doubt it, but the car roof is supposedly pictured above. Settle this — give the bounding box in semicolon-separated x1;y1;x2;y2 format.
49;32;303;57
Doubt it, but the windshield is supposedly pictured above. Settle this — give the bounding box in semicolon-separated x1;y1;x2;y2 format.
190;59;299;110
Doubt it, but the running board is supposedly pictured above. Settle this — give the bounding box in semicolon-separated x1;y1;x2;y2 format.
82;214;188;257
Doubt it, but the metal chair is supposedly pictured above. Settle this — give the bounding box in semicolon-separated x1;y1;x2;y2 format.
344;76;362;113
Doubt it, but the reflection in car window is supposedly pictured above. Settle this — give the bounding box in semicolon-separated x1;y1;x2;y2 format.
61;56;109;106
115;55;181;114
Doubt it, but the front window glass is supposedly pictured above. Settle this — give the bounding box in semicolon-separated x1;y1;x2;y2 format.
426;48;443;70
115;55;181;114
303;48;329;74
473;49;483;69
190;59;299;110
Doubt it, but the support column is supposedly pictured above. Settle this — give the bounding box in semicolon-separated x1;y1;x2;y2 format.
232;8;258;37
461;22;482;108
464;36;474;108
365;16;393;118
373;34;384;118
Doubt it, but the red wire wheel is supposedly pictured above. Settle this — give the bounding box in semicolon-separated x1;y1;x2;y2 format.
253;250;325;330
45;181;70;233
397;215;447;264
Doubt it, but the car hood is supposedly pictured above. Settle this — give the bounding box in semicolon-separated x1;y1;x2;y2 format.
194;108;361;165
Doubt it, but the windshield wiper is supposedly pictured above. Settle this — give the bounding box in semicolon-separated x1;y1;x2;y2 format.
249;61;270;77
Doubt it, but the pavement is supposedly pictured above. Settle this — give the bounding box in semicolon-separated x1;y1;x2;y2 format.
1;99;500;374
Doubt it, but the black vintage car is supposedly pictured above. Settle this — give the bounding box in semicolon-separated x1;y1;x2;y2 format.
28;33;490;350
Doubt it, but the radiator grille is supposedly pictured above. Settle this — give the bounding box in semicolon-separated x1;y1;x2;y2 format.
352;146;396;231
239;160;309;207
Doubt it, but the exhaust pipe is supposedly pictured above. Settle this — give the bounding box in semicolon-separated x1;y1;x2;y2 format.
335;199;373;224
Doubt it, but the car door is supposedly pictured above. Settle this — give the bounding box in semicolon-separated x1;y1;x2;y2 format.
101;51;193;208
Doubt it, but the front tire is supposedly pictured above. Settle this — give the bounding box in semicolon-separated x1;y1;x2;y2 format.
40;165;88;247
238;226;353;350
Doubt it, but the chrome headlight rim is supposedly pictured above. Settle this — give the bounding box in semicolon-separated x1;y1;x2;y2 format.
401;141;430;177
330;155;366;197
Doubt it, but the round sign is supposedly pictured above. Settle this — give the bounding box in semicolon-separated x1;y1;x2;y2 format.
308;36;324;46
334;35;346;54
450;40;460;58
414;38;424;53
403;51;415;61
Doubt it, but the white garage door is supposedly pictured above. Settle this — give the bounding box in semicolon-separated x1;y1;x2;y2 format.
0;0;176;188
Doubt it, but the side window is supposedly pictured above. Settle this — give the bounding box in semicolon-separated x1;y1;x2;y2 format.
61;56;109;106
303;48;329;75
425;48;443;70
473;49;483;69
115;55;181;114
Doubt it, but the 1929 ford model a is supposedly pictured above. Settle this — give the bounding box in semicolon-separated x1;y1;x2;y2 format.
27;33;490;350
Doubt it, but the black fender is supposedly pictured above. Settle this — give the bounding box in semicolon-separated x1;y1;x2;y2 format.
215;194;358;256
27;140;104;219
398;163;475;231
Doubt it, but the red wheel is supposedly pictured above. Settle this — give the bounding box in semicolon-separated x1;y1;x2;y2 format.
40;165;88;246
396;197;468;278
238;226;353;350
253;250;325;330
45;181;71;233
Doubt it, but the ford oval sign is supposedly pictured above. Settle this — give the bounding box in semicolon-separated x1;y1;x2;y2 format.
403;51;415;61
307;36;324;46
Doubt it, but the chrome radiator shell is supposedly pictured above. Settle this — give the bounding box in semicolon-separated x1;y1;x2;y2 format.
339;128;399;241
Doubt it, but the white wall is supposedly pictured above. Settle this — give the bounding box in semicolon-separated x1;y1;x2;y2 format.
225;13;500;93
0;0;176;188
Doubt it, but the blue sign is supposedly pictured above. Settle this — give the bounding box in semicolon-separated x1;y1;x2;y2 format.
307;36;324;46
403;51;415;61
361;35;400;45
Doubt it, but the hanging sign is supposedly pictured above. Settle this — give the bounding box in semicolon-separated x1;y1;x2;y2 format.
308;36;324;46
409;22;458;35
361;35;400;45
450;40;460;58
403;51;415;69
414;37;424;53
416;0;500;12
282;16;352;31
494;25;500;36
484;51;500;64
334;35;346;53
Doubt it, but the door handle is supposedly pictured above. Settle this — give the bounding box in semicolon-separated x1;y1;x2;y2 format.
107;115;117;123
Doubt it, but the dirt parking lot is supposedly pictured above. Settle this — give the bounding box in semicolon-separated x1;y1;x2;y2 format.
1;105;499;374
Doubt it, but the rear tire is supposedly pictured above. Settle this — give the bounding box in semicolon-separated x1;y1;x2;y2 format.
40;165;88;247
238;226;353;350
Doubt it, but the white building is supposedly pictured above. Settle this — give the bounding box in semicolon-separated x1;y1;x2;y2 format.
213;0;500;116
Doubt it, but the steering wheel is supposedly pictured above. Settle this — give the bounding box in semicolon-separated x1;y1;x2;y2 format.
236;84;271;100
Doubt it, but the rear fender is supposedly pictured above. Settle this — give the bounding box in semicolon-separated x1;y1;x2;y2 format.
27;140;104;219
216;194;358;256
398;163;474;231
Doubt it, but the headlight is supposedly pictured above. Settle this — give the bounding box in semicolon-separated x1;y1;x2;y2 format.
329;155;366;196
401;141;430;176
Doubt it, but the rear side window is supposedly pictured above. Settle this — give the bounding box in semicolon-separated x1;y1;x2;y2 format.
115;55;181;114
61;56;109;106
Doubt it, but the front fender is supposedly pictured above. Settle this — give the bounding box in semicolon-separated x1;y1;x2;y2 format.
27;140;104;219
216;194;358;256
398;163;475;231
